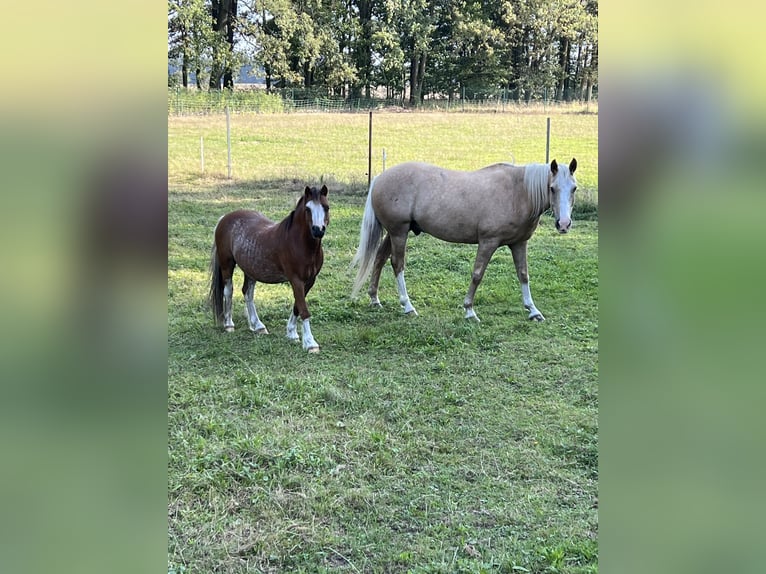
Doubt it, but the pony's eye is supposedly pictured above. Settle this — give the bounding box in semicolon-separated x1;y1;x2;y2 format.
550;187;555;193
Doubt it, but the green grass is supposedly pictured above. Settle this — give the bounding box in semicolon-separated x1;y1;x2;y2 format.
168;110;598;210
169;111;598;573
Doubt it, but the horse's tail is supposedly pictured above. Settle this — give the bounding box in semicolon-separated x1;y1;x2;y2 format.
208;237;225;326
350;177;383;298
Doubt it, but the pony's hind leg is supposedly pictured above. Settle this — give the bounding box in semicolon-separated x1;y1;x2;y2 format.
509;241;544;321
389;232;417;315
242;275;268;334
217;255;236;332
222;277;235;331
367;234;392;307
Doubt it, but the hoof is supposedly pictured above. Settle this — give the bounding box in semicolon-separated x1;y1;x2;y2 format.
529;314;545;322
253;327;269;335
370;301;382;308
224;326;235;332
307;346;320;354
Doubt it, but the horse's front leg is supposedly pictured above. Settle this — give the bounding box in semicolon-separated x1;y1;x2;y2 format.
287;277;319;352
463;240;500;321
509;241;544;321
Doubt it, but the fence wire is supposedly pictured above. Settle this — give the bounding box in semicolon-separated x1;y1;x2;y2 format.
168;88;597;116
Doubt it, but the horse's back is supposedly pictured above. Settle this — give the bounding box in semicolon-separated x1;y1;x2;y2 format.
371;161;529;243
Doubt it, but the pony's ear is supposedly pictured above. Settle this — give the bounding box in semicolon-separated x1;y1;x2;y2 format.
303;186;313;199
320;184;328;196
569;158;577;174
550;159;558;175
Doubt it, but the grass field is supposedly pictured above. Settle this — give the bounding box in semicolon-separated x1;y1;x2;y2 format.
168;110;598;573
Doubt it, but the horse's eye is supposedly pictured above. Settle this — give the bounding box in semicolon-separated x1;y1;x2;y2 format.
323;205;330;212
550;187;555;193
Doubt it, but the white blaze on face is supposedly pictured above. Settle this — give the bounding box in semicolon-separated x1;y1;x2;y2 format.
306;200;326;231
554;168;575;231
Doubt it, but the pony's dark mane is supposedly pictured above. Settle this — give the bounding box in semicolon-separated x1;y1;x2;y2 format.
281;193;308;233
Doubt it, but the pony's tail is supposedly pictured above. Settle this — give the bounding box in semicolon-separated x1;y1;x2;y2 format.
208;242;225;326
350;177;383;298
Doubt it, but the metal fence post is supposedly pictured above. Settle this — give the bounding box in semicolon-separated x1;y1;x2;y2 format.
226;106;232;179
546;117;551;164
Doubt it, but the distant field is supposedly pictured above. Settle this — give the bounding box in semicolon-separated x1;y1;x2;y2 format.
168;110;598;573
168;109;598;198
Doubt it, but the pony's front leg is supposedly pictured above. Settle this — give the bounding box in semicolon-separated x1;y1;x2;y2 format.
287;279;319;352
509;242;544;321
464;241;500;321
243;276;268;334
286;311;300;342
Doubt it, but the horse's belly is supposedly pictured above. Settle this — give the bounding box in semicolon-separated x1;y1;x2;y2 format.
415;216;480;244
233;242;287;283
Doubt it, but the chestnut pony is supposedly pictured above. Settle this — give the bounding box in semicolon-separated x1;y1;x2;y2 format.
209;185;329;352
351;160;577;321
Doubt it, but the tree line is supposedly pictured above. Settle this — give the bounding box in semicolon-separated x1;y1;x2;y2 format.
168;0;598;104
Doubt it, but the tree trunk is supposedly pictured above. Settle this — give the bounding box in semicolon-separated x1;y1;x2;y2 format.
182;55;189;89
222;0;237;89
556;37;569;101
586;44;598;101
209;0;237;90
351;0;372;99
416;51;427;102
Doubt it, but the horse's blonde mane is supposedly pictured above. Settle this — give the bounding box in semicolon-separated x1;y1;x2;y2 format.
523;163;550;219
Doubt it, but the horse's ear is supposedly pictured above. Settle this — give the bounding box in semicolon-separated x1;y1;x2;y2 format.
569;158;577;174
550;159;558;175
320;185;328;196
304;186;312;195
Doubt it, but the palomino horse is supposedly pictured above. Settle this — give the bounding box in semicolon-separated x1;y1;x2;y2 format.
209;185;330;352
351;159;577;321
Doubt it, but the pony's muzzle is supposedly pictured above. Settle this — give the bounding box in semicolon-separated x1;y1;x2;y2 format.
311;226;326;238
555;218;571;233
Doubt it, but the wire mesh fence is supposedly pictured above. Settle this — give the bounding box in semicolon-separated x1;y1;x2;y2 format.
168;88;597;116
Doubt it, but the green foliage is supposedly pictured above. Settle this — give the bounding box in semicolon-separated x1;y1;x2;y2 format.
168;88;285;114
169;111;597;572
169;0;598;102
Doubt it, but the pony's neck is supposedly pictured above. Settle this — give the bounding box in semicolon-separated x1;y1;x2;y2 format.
282;200;322;247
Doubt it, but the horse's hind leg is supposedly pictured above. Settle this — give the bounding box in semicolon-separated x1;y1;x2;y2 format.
389;232;417;315
509;241;544;321
242;275;268;334
368;234;392;307
464;240;500;321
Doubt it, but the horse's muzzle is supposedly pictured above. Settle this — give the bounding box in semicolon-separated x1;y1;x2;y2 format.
311;226;326;238
555;218;571;234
